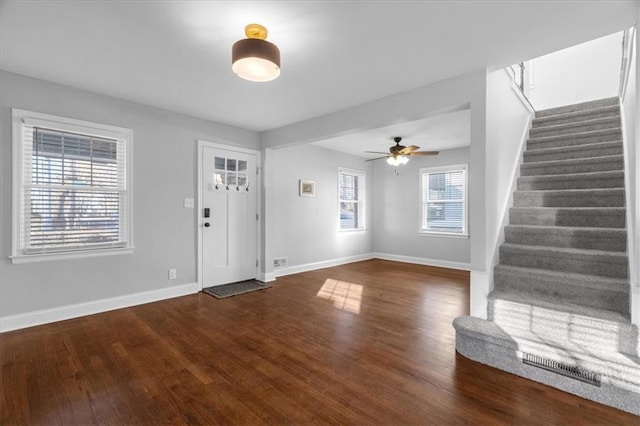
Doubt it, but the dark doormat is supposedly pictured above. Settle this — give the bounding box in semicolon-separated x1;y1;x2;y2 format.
202;280;271;299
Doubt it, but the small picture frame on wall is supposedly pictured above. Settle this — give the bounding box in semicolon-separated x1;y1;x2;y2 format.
299;180;315;197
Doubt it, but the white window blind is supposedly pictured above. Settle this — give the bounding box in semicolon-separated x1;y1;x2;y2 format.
13;110;132;259
420;165;467;235
339;168;365;231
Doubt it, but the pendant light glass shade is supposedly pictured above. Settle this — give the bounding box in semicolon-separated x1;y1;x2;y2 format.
232;24;281;82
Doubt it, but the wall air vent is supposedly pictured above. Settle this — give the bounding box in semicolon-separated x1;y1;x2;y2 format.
274;257;288;268
522;353;601;386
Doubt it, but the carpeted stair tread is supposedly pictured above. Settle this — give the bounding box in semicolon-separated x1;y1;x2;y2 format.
499;243;628;278
522;140;622;163
504;224;626;251
494;264;629;293
532;105;620;127
488;290;633;330
509;206;626;228
513;187;625;207
517;170;624;190
527;128;622;150
519;154;623;176
534;97;619;118
530;116;621;138
493;264;629;314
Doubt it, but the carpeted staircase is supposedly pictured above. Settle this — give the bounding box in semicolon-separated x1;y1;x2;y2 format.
453;97;640;415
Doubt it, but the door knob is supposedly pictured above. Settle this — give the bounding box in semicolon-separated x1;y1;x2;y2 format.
204;222;210;227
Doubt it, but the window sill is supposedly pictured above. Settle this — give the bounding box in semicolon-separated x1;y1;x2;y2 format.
419;231;469;239
10;247;134;264
339;228;366;233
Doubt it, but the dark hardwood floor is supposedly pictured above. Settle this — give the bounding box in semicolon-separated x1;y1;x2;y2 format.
1;259;637;425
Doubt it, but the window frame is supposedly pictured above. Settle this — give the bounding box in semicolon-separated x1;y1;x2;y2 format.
338;167;366;232
11;109;134;263
419;164;468;238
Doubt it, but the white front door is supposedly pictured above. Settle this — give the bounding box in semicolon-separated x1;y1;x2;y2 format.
200;144;258;287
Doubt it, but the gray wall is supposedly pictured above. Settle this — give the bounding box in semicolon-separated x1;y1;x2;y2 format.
0;71;259;317
266;144;374;272
372;147;470;267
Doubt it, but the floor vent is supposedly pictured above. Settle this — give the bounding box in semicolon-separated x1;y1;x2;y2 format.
522;353;601;386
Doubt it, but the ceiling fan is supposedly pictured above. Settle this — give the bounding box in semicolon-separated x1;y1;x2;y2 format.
365;137;439;166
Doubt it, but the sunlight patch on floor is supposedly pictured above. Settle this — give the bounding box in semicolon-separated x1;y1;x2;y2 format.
317;279;363;314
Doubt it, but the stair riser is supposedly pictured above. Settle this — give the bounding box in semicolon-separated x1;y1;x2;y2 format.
504;227;627;251
523;144;622;163
530;120;620;138
528;130;622;150
520;158;623;176
493;271;629;314
532;110;620;128
513;191;625;208
509;209;626;228
535;97;619;118
517;174;624;190
499;247;628;278
489;299;636;353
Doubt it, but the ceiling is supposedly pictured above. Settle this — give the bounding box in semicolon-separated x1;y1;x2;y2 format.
312;108;470;159
0;1;636;133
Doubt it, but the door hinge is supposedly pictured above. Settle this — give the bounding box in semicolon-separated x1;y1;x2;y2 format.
256;166;260;175
256;259;259;267
256;213;259;221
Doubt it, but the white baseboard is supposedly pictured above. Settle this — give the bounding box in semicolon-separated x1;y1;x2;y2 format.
372;252;471;271
0;282;199;333
275;253;375;277
258;272;277;282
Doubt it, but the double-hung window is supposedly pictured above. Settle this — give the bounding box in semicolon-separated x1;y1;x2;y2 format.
11;109;133;262
420;164;467;236
338;168;365;231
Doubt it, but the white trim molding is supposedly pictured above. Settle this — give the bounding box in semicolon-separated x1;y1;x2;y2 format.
0;282;199;333
273;252;470;279
275;253;375;277
372;252;470;271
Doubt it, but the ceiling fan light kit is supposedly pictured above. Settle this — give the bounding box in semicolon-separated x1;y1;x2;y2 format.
366;137;439;166
386;155;409;166
232;24;281;82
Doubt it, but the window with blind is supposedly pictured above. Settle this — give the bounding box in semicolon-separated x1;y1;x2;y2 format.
338;168;365;231
420;164;467;236
11;109;132;262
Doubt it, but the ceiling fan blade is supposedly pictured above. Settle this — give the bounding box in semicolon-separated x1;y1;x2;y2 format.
410;151;440;156
365;156;391;162
364;151;391;155
399;145;420;155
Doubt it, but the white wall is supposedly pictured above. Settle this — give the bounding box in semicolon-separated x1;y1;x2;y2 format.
621;24;639;326
372;147;470;269
0;71;259;324
265;144;373;277
473;69;534;318
528;31;623;110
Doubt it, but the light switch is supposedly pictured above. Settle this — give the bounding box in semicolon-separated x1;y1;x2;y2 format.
183;198;195;208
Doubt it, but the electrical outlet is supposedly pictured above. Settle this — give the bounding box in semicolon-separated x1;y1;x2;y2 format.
168;269;177;280
183;198;195;208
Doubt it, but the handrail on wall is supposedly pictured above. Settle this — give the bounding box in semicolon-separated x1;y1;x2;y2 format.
619;26;635;100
